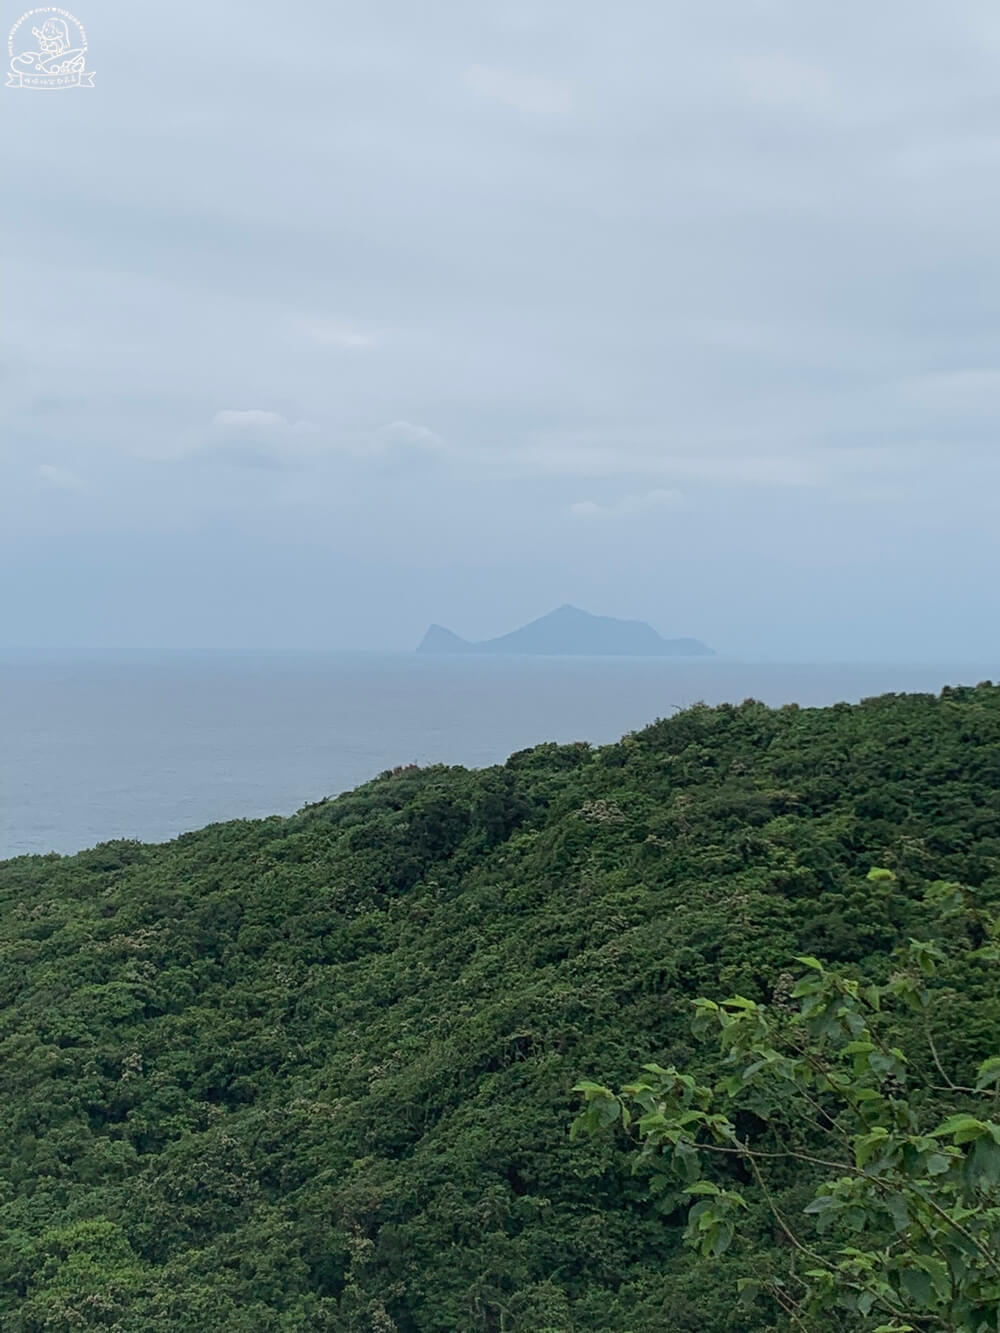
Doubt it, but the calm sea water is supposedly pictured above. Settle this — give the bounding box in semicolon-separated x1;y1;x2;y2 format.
0;654;994;859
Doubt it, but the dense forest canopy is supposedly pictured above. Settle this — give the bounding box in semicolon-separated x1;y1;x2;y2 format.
1;684;998;1330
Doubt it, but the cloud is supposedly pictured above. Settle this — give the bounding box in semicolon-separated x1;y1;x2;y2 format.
895;138;1000;178
480;433;831;486
284;316;377;350
733;54;834;111
462;65;575;116
369;420;445;454
212;409;319;435
37;464;86;491
570;488;684;518
663;455;826;487
157;410;325;469
897;369;1000;419
162;413;443;471
211;412;440;456
210;409;320;466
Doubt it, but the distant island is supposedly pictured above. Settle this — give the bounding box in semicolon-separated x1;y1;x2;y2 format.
416;604;714;657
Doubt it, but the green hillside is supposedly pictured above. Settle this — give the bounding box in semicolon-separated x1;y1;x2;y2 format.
1;685;999;1331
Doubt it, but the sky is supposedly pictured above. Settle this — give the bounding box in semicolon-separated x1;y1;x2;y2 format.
2;0;1000;660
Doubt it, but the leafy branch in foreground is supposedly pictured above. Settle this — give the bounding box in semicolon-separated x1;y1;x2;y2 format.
573;874;1000;1333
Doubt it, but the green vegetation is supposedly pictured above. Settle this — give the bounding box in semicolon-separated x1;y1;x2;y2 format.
574;886;1000;1331
1;684;998;1330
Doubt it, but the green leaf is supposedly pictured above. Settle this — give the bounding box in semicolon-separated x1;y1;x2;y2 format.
804;1194;840;1216
884;1192;909;1232
898;1268;933;1307
572;1080;612;1097
923;1152;952;1176
975;1056;1000;1092
854;1127;890;1167
736;1278;760;1310
913;1254;951;1303
966;1137;1000;1188
928;1114;987;1144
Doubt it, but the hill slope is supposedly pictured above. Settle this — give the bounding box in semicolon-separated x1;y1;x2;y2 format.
1;684;999;1330
416;604;714;656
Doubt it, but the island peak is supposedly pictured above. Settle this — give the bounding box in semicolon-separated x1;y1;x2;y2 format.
416;607;713;658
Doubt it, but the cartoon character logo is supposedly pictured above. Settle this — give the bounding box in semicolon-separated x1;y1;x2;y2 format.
34;17;74;60
8;8;95;88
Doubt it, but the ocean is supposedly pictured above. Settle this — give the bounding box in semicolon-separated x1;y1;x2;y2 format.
0;653;994;860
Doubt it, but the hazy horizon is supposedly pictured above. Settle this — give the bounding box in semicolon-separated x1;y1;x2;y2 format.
0;604;999;668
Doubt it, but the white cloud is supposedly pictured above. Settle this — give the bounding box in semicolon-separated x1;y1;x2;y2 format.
155;409;326;469
212;409;319;435
284;316;377;350
37;464;86;491
570;488;684;518
369;420;445;454
162;413;443;471
462;65;575;116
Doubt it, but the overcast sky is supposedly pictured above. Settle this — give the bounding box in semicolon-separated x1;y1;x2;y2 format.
2;0;1000;659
